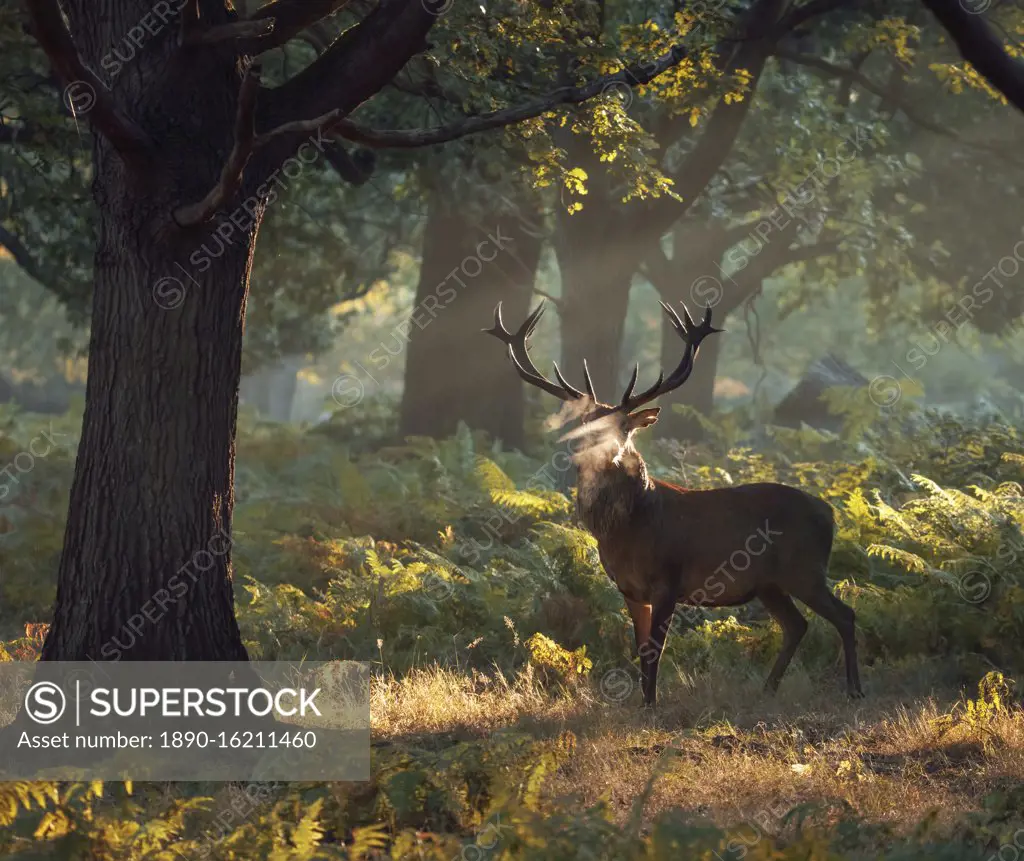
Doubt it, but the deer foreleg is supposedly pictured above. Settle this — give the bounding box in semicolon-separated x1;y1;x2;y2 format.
624;598;652;654
638;599;676;708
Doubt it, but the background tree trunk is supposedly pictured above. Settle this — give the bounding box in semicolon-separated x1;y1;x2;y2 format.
41;2;255;661
398;187;542;447
240;355;303;422
554;198;633;401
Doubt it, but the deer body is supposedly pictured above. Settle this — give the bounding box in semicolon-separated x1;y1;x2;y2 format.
485;300;863;707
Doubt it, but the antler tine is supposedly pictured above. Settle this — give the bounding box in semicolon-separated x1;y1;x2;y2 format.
680;301;696;331
620;362;640;406
521;301;547;340
628;370;665;406
552;362;587;399
482;302;582;402
659;299;692;339
482;301;514;341
582;359;598;401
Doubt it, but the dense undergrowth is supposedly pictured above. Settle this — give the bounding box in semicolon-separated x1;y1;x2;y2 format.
0;391;1023;859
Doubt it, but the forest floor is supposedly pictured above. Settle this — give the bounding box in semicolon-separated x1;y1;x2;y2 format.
374;659;1024;846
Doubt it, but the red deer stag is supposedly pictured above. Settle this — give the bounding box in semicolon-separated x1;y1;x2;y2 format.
484;300;862;707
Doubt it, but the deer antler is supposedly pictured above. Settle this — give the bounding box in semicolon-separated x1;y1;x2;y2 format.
484;299;721;416
613;301;723;415
483;301;597;403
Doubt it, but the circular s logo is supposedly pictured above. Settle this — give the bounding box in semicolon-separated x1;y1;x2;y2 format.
24;681;67;724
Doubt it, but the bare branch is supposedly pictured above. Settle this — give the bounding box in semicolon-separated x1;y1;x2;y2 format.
920;0;1024;114
22;0;153;160
173;65;261;227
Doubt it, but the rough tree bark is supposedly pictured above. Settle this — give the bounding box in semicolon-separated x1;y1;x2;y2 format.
27;0;443;661
42;220;256;662
38;14;260;662
398;186;542;447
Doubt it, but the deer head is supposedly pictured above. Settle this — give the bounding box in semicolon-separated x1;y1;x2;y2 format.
483;299;722;464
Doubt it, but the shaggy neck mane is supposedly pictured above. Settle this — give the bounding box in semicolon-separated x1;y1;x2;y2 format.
575;433;653;539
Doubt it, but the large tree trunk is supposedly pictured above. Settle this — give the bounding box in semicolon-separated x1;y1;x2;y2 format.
41;4;255;662
554;199;633;400
398;187;541;448
42;224;254;662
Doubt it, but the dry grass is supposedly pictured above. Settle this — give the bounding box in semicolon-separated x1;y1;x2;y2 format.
371;659;1024;839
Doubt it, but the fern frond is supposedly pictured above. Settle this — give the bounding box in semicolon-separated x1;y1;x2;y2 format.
866;544;929;573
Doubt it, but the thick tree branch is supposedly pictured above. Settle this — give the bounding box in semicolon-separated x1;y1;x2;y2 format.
257;0;443;138
201;0;349;54
0;225;62;292
185;18;276;46
632;0;790;249
22;0;153;159
325;43;693;148
920;0;1024;113
173;65;261;227
644;230;840;315
297;20;336;54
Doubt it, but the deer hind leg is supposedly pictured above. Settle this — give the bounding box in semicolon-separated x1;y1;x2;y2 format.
758;586;808;693
624;598;652;656
793;581;863;698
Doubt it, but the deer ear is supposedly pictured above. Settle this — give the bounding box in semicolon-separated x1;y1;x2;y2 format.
627;408;661;431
